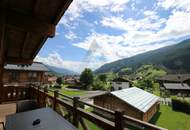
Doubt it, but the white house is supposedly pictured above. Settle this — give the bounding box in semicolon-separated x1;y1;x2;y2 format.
111;77;132;91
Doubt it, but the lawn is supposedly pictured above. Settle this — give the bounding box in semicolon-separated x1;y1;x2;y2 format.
150;105;190;130
49;87;86;97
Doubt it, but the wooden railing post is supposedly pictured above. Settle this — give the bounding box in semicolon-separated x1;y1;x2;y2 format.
43;86;48;106
73;97;80;127
53;90;59;110
115;110;124;130
44;86;48;93
37;86;40;104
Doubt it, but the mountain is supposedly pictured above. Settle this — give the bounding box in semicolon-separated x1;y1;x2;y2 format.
46;65;78;76
95;39;190;74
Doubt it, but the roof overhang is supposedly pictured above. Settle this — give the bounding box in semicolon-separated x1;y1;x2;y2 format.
0;0;73;65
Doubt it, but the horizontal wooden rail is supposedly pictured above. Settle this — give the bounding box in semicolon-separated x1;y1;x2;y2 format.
123;115;167;130
77;107;115;130
79;100;114;115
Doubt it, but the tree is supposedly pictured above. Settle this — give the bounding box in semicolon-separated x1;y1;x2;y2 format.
56;77;63;85
134;64;166;90
118;67;133;76
98;74;107;82
80;68;94;89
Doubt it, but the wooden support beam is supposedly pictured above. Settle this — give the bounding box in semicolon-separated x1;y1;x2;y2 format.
0;10;55;37
0;13;5;104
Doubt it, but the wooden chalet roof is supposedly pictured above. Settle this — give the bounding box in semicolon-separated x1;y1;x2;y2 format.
4;62;49;72
0;0;72;64
156;74;190;83
163;83;190;90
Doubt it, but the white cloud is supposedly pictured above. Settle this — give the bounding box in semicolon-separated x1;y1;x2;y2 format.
157;0;190;11
101;14;165;32
101;10;190;45
60;0;130;23
72;32;173;64
35;53;103;73
65;31;77;40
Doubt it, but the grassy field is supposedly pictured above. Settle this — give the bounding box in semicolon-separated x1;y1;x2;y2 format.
150;105;190;130
49;87;86;97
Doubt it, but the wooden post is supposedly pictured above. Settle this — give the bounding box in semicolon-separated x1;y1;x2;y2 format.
43;86;48;106
53;90;59;110
115;110;124;130
0;13;5;104
73;97;80;127
37;85;40;104
0;64;3;104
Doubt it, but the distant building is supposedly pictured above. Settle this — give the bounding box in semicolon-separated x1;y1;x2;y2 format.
156;74;190;83
111;77;132;91
162;83;190;96
63;75;81;87
3;62;48;85
47;76;58;84
93;87;160;122
156;74;190;96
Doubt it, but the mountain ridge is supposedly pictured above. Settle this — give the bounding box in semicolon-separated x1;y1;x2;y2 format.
95;39;190;74
45;65;78;76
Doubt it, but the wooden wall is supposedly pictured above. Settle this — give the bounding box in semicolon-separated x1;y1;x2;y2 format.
2;70;46;84
94;94;159;122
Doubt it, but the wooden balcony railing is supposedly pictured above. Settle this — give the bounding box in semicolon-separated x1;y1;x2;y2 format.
29;85;167;130
0;85;167;130
0;85;30;102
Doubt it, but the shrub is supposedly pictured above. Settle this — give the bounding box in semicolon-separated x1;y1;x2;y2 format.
171;97;190;114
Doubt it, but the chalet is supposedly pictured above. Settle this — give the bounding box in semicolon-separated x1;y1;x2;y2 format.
111;77;132;91
156;74;190;84
162;83;190;96
156;74;190;96
93;87;160;122
3;62;48;85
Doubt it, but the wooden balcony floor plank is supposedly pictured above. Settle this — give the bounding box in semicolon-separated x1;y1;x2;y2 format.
0;103;16;130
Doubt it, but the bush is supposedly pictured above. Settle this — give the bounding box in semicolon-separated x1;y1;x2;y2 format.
171;97;190;114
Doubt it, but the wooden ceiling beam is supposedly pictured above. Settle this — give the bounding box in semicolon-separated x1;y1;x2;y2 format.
53;0;73;25
5;57;33;65
20;32;30;58
31;37;47;59
1;10;55;37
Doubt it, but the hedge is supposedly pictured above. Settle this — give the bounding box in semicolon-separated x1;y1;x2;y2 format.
171;97;190;114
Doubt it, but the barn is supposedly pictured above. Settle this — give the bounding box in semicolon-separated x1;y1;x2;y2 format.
94;87;160;122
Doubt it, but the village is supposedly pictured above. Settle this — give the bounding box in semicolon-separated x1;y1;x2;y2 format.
0;0;190;130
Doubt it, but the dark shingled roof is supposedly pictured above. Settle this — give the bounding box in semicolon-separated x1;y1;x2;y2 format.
4;62;48;72
163;83;190;90
156;74;190;82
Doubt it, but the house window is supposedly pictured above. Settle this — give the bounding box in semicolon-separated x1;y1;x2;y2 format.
28;72;37;81
11;71;19;81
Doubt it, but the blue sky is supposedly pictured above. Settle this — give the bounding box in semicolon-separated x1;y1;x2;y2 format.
35;0;190;73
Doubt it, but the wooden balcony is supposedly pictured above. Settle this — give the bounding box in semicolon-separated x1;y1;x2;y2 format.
0;85;167;130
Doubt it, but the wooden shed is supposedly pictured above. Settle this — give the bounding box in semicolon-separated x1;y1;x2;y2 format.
94;87;160;122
